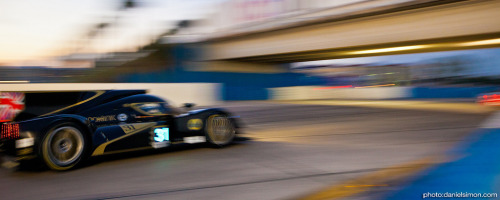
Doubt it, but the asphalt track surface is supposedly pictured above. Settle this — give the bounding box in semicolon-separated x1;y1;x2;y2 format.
0;101;493;200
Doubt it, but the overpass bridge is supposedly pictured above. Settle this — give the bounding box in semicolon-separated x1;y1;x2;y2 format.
122;0;500;100
203;0;500;64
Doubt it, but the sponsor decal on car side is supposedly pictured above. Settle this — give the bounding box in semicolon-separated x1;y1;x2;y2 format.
117;113;128;122
88;115;117;122
0;92;24;122
187;119;203;130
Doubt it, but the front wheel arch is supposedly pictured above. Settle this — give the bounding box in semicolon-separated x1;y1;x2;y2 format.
204;113;236;147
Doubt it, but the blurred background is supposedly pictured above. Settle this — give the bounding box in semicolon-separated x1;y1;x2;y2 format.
2;0;500;199
1;0;499;100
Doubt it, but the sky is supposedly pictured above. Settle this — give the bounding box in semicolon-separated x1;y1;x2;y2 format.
0;0;223;66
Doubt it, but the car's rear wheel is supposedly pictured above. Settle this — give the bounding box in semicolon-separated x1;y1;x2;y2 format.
41;123;87;171
205;114;235;147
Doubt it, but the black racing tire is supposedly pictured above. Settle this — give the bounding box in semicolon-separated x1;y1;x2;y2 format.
40;122;88;171
205;114;236;147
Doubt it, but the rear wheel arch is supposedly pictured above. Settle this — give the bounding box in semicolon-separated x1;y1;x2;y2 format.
40;118;92;146
39;121;90;171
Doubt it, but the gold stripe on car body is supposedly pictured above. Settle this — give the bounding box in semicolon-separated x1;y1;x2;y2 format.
40;90;105;116
100;146;153;155
92;122;157;156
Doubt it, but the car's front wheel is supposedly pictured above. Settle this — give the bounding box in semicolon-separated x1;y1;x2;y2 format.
41;122;87;171
205;114;235;147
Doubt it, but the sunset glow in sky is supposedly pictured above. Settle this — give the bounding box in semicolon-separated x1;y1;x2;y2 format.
0;0;220;66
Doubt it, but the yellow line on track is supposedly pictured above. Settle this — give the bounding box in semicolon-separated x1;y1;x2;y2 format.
294;157;446;200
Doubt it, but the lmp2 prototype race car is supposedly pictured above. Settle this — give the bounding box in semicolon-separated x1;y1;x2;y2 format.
0;90;240;171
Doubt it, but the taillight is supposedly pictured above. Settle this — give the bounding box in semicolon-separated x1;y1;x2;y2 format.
1;123;19;140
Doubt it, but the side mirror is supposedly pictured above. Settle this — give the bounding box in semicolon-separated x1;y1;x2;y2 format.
183;103;195;108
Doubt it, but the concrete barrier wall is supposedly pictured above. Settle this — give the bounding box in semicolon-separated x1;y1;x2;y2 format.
0;83;221;107
270;86;411;100
270;86;498;100
1;83;495;104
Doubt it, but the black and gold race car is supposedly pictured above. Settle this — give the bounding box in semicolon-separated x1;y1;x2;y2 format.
0;90;240;171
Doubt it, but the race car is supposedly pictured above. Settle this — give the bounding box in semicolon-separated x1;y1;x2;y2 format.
0;90;240;171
